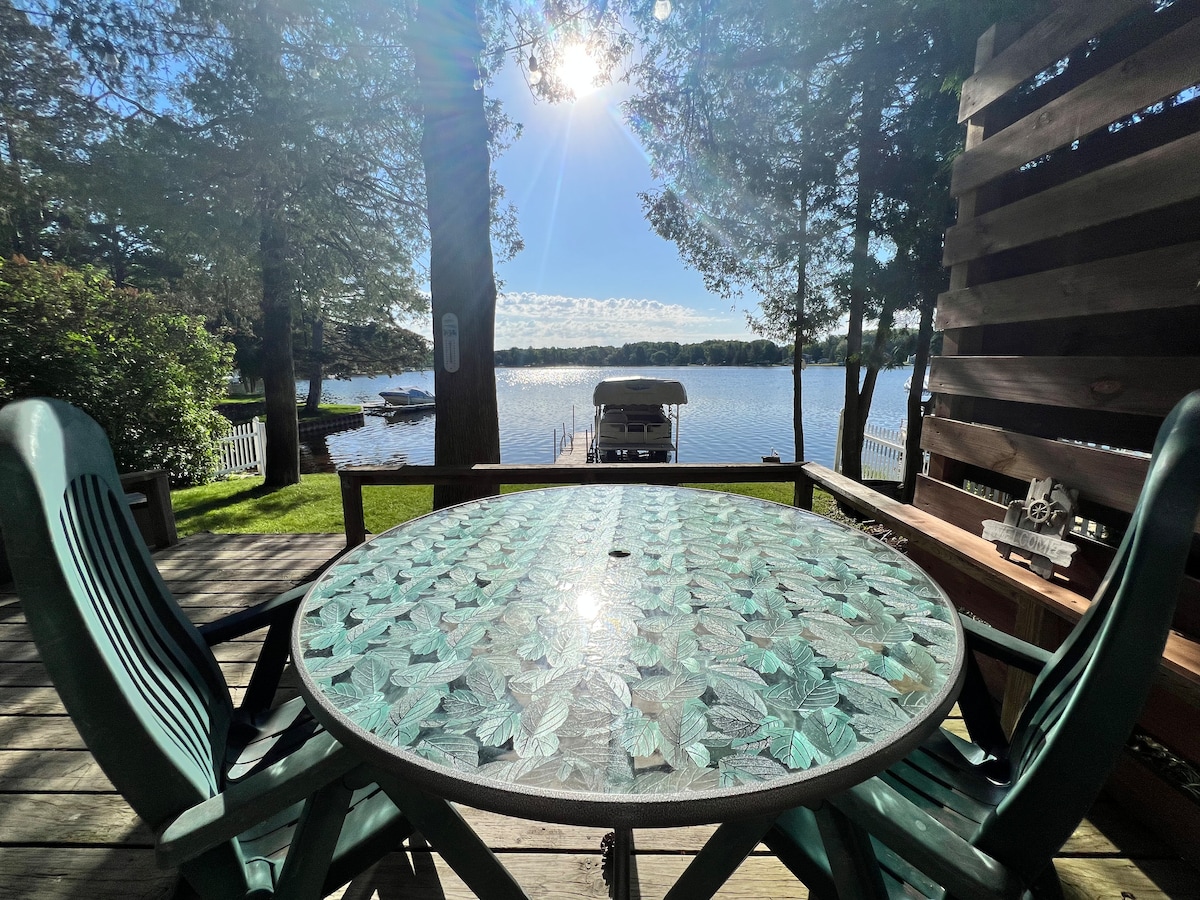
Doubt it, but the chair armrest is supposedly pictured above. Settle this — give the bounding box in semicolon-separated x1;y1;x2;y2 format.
198;583;309;646
155;731;362;867
963;616;1053;675
830;779;1028;899
198;582;312;718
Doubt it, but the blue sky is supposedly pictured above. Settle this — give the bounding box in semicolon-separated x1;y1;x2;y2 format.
486;62;761;349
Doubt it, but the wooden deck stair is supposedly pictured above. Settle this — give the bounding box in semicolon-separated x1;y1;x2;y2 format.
2;532;1198;899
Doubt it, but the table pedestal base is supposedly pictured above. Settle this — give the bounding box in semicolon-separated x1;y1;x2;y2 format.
662;817;775;900
378;775;532;900
601;827;637;900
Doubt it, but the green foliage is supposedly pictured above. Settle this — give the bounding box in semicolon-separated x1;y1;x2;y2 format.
0;2;106;260
296;321;433;380
0;257;234;484
495;339;793;368
804;327;938;366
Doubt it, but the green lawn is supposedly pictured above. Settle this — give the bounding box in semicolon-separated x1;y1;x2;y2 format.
172;475;834;537
172;474;429;536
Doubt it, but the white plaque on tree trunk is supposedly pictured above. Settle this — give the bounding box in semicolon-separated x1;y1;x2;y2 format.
442;313;460;373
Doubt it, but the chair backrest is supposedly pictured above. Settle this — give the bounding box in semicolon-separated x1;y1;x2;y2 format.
976;390;1200;880
0;398;235;829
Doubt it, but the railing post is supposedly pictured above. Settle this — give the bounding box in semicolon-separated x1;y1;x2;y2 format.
119;470;178;547
794;466;815;511
340;471;367;548
833;409;844;474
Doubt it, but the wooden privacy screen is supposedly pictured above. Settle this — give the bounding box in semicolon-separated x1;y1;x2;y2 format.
919;0;1200;760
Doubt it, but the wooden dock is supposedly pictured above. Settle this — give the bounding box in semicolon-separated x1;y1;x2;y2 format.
2;532;1199;898
554;431;592;465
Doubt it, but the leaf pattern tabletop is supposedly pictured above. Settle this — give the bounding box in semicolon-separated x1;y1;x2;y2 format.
296;485;961;819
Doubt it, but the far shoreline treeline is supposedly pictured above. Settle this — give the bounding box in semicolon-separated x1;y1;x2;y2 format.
494;330;930;369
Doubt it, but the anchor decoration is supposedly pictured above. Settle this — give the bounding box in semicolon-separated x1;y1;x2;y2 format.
981;477;1079;580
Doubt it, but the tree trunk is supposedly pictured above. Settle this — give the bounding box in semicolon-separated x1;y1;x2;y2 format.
260;179;300;487
413;0;500;509
107;222;127;288
253;5;299;488
857;306;895;438
841;56;884;483
3;117;37;256
901;272;938;503
791;189;810;508
305;318;324;415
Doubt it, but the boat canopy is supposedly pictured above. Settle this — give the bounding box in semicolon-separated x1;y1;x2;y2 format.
592;377;688;407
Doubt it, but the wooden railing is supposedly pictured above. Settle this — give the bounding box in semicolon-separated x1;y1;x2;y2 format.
338;461;808;548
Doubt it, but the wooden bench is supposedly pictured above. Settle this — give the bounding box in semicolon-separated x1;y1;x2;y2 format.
2;469;177;585
118;469;178;549
796;462;1200;712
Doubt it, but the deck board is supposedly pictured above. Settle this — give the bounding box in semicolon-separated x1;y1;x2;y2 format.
1;532;1197;899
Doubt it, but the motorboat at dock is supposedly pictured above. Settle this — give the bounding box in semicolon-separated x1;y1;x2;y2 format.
378;385;436;411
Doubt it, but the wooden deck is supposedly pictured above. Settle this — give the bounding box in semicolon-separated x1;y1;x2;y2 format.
2;532;1198;899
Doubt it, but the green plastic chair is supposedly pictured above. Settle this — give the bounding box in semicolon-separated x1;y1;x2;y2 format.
670;389;1200;900
0;398;413;899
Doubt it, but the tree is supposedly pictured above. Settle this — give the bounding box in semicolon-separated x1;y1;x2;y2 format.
0;1;105;259
295;319;432;402
38;0;433;487
0;257;233;484
631;0;1045;480
630;0;843;468
412;0;503;508
821;0;1047;480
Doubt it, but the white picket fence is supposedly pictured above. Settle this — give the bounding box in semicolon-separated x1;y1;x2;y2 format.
218;417;264;476
833;410;910;481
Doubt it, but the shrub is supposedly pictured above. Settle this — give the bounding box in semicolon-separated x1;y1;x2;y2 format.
0;257;234;485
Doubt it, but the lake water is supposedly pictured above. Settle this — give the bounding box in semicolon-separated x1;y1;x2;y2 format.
299;365;913;473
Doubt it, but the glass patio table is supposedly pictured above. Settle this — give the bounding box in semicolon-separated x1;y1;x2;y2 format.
293;484;965;899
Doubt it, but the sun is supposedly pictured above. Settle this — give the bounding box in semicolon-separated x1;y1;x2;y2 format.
557;43;600;98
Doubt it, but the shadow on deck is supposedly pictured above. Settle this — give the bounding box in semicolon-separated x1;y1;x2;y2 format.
1;533;1197;899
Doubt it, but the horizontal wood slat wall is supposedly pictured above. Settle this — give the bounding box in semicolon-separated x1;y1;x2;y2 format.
942;129;1200;266
957;0;1150;123
925;0;1200;766
936;241;1200;330
951;16;1200;197
928;356;1200;416
921;418;1149;512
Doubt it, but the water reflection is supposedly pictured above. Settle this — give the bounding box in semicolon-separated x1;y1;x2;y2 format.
300;406;434;474
298;366;914;473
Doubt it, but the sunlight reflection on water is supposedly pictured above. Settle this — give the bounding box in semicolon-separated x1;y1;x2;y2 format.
299;366;913;473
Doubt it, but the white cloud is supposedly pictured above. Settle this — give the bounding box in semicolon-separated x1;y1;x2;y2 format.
495;292;754;348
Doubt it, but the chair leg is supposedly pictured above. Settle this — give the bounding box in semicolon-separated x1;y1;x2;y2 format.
1030;862;1064;900
169;876;204;900
240;614;294;717
274;776;354;900
814;802;888;900
958;647;1011;765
